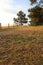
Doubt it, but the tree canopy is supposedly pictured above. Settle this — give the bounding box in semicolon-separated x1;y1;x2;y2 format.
27;0;43;26
28;6;43;26
29;0;37;4
13;11;28;25
29;0;43;6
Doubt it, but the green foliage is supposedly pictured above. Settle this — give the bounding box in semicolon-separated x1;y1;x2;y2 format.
29;0;43;7
29;0;37;4
28;6;43;26
13;11;28;25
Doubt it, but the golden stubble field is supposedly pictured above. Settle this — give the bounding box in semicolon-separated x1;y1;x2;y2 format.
0;26;43;65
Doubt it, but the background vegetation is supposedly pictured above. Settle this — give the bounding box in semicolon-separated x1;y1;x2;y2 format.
13;0;43;26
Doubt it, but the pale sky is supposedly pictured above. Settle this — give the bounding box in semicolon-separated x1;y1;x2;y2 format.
0;0;39;26
0;0;32;26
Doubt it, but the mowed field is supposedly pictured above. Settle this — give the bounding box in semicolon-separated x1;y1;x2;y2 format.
0;26;43;65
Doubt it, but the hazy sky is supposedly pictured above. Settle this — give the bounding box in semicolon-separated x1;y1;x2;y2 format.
0;0;32;26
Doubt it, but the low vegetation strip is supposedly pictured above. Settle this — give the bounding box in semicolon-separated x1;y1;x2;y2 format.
0;26;43;65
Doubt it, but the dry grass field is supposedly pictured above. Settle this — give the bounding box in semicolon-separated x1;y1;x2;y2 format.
0;26;43;65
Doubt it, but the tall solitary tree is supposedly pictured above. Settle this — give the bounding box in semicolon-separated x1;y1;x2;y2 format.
13;11;28;25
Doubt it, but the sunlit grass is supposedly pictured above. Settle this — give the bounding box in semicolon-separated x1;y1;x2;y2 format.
0;26;43;65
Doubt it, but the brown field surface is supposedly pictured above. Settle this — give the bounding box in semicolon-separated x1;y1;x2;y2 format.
0;26;43;65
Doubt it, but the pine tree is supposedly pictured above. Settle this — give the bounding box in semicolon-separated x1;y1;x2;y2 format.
28;0;43;26
13;11;28;25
